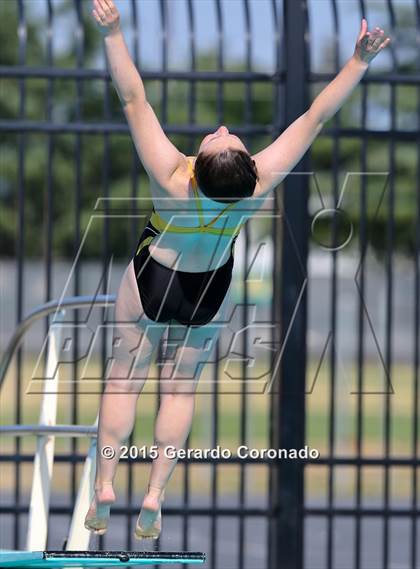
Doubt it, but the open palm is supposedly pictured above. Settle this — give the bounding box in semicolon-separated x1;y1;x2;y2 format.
354;18;392;64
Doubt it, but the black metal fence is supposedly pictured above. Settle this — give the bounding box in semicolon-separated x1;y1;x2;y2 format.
0;1;419;568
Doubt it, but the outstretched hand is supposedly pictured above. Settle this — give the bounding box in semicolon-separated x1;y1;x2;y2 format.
354;18;391;65
92;0;120;35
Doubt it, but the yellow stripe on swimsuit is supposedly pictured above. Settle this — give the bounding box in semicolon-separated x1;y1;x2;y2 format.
136;158;244;257
149;158;243;237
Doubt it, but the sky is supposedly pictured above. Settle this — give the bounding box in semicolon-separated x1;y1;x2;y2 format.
27;0;399;74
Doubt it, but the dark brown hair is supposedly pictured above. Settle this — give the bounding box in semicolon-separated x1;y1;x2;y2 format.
194;148;258;203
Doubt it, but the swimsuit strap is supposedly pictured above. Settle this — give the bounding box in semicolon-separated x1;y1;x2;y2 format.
188;158;205;227
149;209;242;236
203;201;237;229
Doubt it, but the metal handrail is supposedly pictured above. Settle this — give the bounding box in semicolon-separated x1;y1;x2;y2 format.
0;425;98;437
0;294;116;389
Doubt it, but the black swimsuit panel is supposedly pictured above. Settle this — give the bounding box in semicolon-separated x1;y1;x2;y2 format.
133;214;236;327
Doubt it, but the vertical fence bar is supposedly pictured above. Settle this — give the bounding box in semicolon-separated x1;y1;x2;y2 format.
187;0;196;151
411;5;420;567
44;0;53;305
129;0;140;254
159;0;168;127
206;2;218;565
354;77;367;569
100;0;112;549
210;352;219;569
383;3;397;568
215;0;224;125
270;0;309;568
355;3;367;568
383;74;394;569
240;2;252;568
127;0;140;550
72;0;84;548
327;1;340;567
157;2;168;563
15;0;27;550
211;3;224;568
412;19;420;564
268;1;283;567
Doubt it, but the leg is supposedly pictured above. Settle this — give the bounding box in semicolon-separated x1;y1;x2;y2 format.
85;261;167;535
134;289;232;539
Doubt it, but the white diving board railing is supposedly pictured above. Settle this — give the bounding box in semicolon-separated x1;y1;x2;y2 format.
0;296;114;552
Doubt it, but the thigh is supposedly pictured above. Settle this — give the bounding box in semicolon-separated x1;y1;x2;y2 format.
160;286;232;393
111;260;168;375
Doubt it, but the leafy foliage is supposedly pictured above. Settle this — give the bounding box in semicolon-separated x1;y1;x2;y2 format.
0;0;417;258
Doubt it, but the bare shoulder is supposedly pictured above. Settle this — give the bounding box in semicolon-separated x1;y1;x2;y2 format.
170;154;195;193
149;154;193;199
251;156;283;199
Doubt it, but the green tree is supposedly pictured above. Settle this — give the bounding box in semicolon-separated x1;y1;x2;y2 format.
0;1;417;259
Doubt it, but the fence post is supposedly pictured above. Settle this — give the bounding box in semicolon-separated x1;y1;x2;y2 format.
270;0;310;568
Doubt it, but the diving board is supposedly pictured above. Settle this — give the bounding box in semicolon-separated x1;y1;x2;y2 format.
0;550;206;567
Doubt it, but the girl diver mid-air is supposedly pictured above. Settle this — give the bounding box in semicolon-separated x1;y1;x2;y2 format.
84;0;391;540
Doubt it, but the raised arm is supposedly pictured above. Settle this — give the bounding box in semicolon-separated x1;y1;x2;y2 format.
253;18;391;197
92;0;184;187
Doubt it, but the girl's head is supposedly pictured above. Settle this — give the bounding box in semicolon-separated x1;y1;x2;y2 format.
195;126;258;203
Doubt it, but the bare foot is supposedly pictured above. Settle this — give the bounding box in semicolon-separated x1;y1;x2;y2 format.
84;483;116;535
134;490;164;540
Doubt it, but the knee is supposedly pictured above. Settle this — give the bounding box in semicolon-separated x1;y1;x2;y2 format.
160;382;197;399
105;376;145;394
